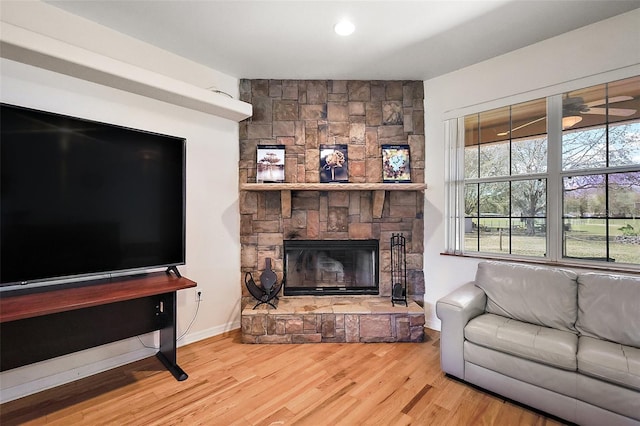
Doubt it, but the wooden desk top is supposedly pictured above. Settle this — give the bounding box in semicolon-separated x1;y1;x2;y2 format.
0;272;196;323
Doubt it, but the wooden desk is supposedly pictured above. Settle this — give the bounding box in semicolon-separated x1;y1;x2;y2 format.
0;272;196;381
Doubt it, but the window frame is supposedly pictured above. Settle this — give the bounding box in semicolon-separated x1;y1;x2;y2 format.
444;83;640;272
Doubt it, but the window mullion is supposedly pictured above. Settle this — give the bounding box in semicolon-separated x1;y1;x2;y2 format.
547;94;563;261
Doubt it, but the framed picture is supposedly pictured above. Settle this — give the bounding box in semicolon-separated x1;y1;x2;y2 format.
320;144;348;183
256;145;286;183
382;144;411;183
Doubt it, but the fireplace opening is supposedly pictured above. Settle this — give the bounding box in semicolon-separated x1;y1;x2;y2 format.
283;240;379;296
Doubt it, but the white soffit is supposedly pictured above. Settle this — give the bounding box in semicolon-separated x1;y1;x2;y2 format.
0;23;252;122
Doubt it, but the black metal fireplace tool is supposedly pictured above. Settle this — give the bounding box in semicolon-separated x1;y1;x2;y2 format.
391;233;408;306
245;258;283;309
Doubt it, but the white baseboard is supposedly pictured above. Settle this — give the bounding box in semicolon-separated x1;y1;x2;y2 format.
177;321;241;347
0;321;241;404
0;346;154;404
425;318;441;331
424;300;441;331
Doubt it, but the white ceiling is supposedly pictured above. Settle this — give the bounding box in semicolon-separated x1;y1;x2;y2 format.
44;1;640;81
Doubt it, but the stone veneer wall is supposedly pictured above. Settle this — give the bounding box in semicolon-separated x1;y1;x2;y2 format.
238;80;425;305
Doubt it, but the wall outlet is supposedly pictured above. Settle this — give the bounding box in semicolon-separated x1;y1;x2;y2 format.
194;289;203;302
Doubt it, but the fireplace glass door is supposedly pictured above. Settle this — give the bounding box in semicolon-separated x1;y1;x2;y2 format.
283;240;379;296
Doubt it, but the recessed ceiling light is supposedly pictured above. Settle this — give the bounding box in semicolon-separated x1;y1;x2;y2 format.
334;20;355;36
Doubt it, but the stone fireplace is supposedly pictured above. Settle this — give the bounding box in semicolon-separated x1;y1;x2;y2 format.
239;79;425;343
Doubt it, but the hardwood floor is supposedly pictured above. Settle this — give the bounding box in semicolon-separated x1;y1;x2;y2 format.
0;329;566;425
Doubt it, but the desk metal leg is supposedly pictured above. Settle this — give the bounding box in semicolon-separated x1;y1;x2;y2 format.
156;292;188;381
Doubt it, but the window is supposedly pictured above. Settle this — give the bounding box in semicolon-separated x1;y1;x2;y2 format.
447;76;640;268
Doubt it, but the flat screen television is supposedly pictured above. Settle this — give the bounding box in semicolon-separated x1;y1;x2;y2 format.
0;103;186;287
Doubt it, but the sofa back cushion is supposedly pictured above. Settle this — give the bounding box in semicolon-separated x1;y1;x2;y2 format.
474;261;578;332
576;272;640;347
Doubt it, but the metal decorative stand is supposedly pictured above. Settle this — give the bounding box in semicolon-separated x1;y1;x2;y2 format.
391;233;408;306
245;272;283;309
245;257;283;309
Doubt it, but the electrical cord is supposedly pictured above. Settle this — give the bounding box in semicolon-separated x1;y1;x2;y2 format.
137;295;201;350
177;294;201;342
206;87;234;98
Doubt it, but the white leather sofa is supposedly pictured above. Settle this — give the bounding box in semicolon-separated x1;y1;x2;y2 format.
436;261;640;426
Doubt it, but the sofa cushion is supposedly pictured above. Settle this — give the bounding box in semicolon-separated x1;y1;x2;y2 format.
464;341;578;398
474;261;578;332
464;313;578;370
576;272;640;347
578;336;640;392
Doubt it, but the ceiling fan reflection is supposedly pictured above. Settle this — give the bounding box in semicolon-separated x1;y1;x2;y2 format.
497;95;636;137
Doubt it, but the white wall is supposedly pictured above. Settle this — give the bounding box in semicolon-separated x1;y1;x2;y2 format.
0;2;242;402
2;0;639;403
423;9;640;330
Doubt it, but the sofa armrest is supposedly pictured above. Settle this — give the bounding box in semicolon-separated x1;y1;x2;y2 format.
436;282;486;379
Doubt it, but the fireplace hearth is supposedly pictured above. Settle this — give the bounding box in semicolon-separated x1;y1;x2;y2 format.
283;240;379;296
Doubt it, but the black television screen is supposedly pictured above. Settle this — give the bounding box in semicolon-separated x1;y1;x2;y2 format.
0;103;186;286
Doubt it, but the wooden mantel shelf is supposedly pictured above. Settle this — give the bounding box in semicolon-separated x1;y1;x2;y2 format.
240;183;427;191
240;182;427;219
